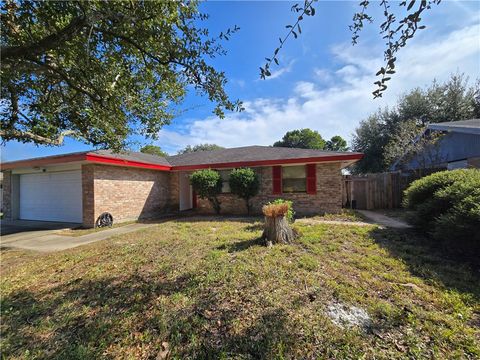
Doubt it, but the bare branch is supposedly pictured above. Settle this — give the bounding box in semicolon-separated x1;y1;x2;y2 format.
0;129;78;145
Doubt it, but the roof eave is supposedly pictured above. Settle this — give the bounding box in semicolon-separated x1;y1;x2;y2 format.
428;124;480;135
1;153;172;171
85;154;171;171
2;152;363;172
170;153;364;171
1;153;88;170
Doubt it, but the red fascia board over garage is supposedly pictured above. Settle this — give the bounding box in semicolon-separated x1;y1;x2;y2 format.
1;153;172;171
85;154;172;171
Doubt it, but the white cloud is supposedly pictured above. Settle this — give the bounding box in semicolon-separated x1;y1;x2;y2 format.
264;60;295;80
158;22;480;153
313;68;333;83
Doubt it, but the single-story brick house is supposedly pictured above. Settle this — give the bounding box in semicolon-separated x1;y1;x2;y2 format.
1;146;362;227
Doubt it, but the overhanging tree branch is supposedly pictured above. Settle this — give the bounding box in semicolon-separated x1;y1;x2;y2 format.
0;129;78;145
1;16;87;60
26;57;102;102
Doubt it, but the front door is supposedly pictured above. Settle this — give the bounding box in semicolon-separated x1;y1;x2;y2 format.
179;172;193;211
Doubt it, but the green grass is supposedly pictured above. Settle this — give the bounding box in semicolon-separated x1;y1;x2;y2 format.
1;218;478;359
58;221;137;237
304;209;367;222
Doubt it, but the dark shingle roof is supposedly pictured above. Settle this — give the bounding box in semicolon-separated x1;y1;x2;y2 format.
90;149;171;166
428;119;480;135
166;145;361;167
2;146;362;170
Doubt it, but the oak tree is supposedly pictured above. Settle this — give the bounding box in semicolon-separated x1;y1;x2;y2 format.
273;129;326;149
1;0;241;150
177;143;225;154
140;145;168;158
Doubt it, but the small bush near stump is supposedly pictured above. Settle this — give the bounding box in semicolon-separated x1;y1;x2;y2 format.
403;169;480;259
262;201;297;246
266;199;295;223
190;169;222;214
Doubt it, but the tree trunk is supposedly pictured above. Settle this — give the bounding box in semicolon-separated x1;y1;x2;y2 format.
262;215;296;246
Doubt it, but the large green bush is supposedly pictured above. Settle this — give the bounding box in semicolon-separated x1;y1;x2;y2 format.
228;168;259;215
190;169;222;214
403;169;480;257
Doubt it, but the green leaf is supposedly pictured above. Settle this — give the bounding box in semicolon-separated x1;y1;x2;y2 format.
407;0;416;11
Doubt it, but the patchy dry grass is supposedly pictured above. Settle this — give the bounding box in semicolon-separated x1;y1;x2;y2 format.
1;218;479;359
57;221;137;237
303;209;367;223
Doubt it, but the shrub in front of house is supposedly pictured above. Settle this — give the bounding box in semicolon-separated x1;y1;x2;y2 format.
228;168;259;215
190;169;222;214
403;169;480;257
265;199;295;223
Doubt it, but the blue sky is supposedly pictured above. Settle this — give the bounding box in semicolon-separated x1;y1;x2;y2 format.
2;0;479;161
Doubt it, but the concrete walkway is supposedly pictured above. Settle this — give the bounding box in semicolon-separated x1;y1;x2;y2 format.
357;210;411;229
296;218;373;227
0;223;156;252
297;211;411;229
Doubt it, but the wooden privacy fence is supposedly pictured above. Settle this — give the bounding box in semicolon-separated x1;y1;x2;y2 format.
342;172;414;210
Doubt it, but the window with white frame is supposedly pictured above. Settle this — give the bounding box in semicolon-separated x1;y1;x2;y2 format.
282;165;306;193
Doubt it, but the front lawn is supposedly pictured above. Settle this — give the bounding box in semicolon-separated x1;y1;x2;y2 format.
1;218;478;359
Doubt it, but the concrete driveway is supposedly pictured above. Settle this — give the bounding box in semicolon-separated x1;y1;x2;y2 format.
1;220;155;252
1;220;79;236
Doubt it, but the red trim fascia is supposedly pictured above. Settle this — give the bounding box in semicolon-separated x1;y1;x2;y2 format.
1;153;88;170
85;154;172;171
171;154;363;171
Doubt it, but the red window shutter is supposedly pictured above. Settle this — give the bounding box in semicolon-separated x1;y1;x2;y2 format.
272;166;282;194
306;164;316;194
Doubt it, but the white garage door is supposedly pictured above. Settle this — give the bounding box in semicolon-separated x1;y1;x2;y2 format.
20;170;82;223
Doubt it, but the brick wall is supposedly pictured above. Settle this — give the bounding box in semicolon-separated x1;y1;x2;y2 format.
82;164;173;227
195;162;343;215
168;172;180;211
82;165;95;227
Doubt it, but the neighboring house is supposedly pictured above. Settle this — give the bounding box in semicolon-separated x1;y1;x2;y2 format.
390;119;480;171
0;146;362;227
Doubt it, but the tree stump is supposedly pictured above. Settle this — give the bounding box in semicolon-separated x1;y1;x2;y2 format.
262;215;296;246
